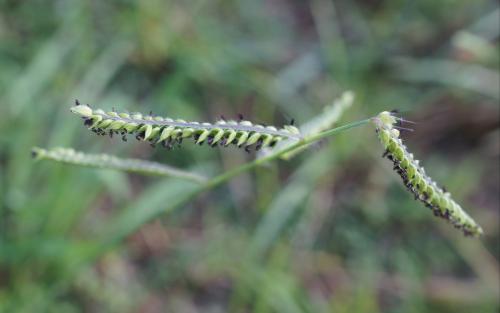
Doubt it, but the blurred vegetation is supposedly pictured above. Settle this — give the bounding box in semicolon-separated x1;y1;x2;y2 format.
0;1;498;312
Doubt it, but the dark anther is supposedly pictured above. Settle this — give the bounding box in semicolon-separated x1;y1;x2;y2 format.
382;150;390;158
136;131;145;141
163;138;173;150
31;149;38;158
176;138;183;147
443;210;451;219
109;130;114;138
207;135;214;145
75;99;81;106
269;141;277;148
238;113;244;121
255;140;263;151
84;118;93;127
290;118;295;126
390;109;399;114
219;138;227;146
122;134;127;142
220;114;226;121
244;146;251;153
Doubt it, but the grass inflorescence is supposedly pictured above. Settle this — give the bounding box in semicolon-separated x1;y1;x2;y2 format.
372;111;483;237
70;101;301;152
32;147;207;183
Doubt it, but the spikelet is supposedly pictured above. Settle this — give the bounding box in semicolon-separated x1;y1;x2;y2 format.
372;111;483;237
70;101;301;151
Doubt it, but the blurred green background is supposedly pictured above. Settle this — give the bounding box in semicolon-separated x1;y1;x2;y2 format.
0;1;498;312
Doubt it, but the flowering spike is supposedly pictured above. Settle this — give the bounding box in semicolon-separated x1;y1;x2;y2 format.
372;111;483;237
31;147;207;183
70;103;301;151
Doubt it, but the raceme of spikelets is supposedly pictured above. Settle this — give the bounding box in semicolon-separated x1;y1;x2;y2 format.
31;147;207;183
70;101;301;152
372;111;483;237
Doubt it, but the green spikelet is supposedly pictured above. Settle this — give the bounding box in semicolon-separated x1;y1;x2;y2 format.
372;111;483;237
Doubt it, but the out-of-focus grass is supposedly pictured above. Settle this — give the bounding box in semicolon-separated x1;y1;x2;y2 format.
0;1;498;312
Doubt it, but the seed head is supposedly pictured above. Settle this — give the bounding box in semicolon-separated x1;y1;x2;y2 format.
372;111;483;237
